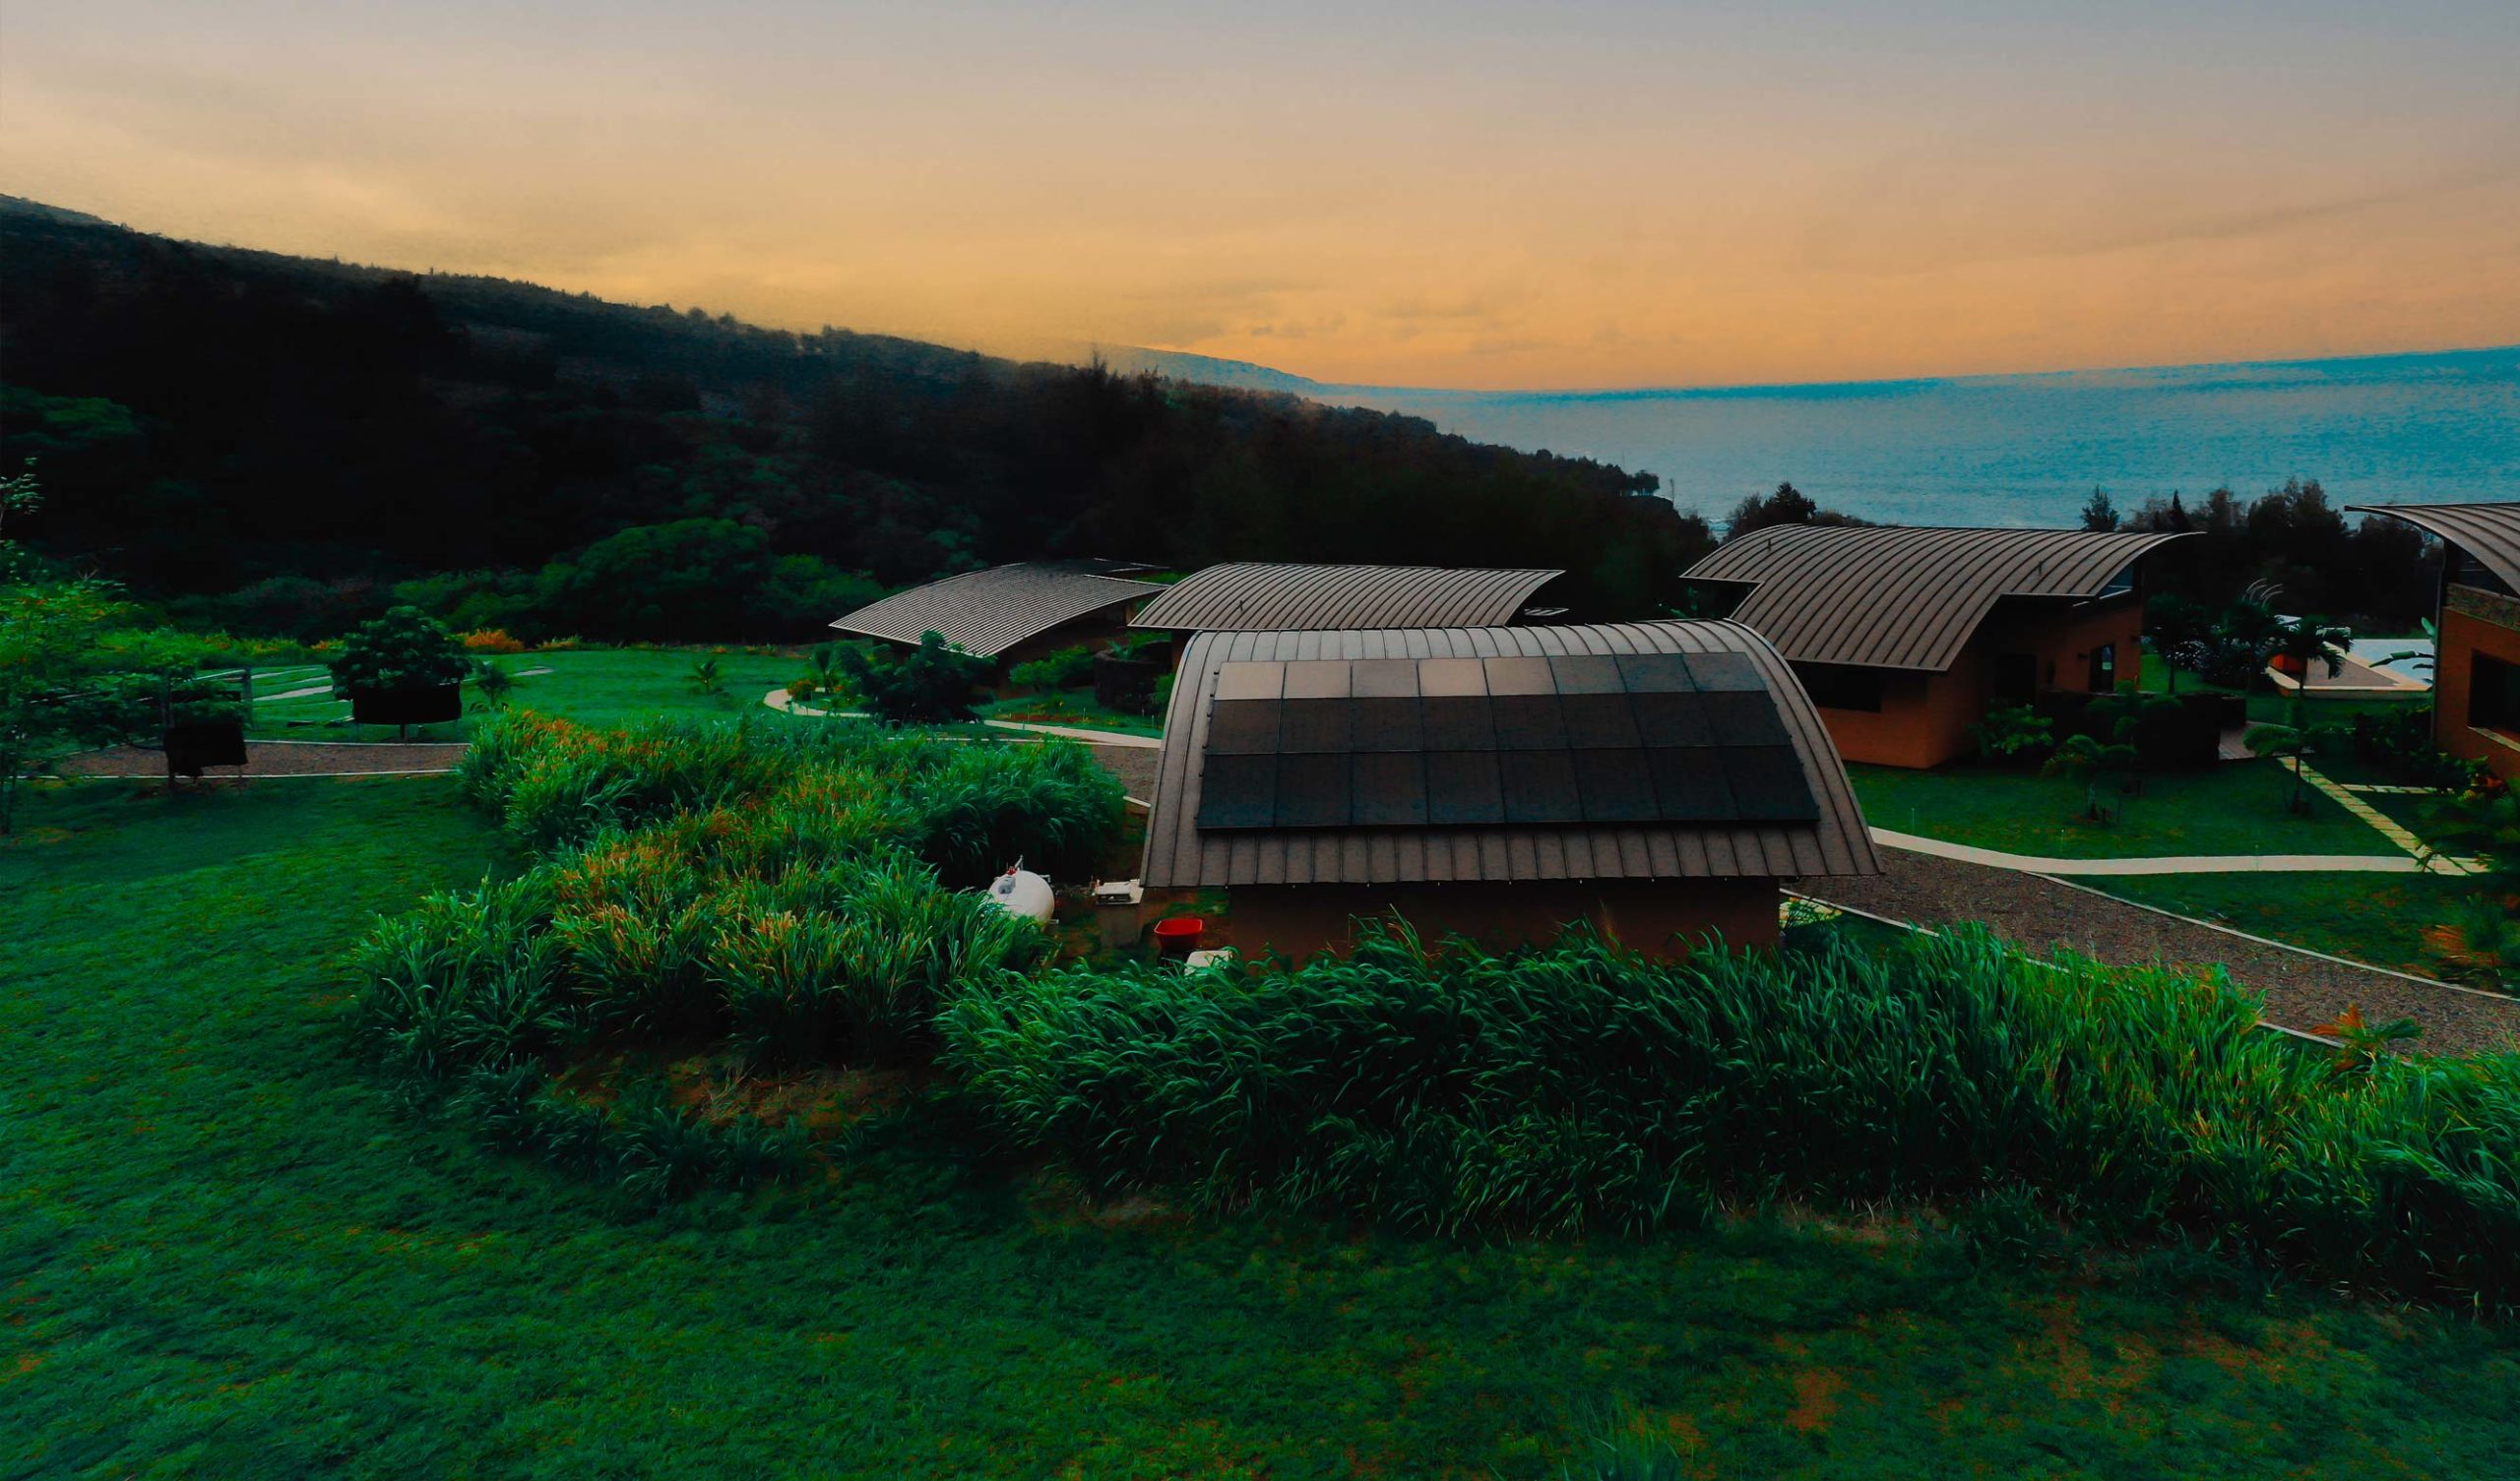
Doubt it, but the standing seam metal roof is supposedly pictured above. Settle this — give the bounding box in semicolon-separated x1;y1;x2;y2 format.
2346;503;2520;593
1681;525;2193;671
1129;563;1563;633
1141;620;1879;888
828;561;1164;658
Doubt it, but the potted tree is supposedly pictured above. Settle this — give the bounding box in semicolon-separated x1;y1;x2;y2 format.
331;606;471;739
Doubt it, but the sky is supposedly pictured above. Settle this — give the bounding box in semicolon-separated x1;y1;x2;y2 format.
5;1;2518;390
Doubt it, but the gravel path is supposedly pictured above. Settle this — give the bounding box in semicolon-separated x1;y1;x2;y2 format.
1088;744;1160;805
1813;847;2520;1055
56;742;470;778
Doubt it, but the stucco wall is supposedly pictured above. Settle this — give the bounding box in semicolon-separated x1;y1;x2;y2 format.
1166;878;1781;962
2437;592;2520;782
1811;594;2143;770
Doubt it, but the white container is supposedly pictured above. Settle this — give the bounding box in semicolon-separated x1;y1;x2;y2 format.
986;867;1055;925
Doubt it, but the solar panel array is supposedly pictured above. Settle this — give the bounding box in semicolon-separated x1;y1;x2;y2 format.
1195;653;1820;831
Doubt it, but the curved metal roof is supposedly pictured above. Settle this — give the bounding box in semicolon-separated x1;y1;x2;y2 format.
1682;525;2192;672
1130;563;1563;633
1142;620;1878;888
2347;502;2520;592
829;560;1162;658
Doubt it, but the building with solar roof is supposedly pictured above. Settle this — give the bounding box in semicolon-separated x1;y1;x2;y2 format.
2347;501;2520;782
1681;525;2194;769
829;560;1166;672
1139;620;1879;959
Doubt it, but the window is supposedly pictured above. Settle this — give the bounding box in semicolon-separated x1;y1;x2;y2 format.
1793;662;1884;713
2473;653;2520;734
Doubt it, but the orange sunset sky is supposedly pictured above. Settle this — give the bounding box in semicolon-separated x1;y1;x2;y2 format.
5;1;2517;390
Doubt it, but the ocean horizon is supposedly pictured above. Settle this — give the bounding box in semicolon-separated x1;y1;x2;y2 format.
1303;344;2520;527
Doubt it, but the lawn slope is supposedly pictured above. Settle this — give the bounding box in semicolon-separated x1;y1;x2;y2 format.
4;779;2516;1477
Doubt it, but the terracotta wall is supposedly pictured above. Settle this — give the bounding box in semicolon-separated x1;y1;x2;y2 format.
1174;878;1781;962
1810;594;2144;770
2436;591;2520;781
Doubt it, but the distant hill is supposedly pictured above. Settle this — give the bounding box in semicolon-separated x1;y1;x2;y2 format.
0;197;1702;641
1090;345;1331;396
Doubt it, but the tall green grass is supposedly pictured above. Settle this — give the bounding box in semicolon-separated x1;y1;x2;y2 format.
938;923;2520;1315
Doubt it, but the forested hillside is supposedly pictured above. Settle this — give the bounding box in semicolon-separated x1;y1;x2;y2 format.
0;199;1702;641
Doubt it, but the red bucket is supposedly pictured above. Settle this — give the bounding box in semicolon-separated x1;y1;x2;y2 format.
1151;916;1206;956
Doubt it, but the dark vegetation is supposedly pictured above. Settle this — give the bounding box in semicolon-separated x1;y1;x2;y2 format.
359;715;2520;1317
0;199;1702;641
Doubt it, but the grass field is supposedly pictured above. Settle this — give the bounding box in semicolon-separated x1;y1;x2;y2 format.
243;648;819;742
1847;759;2391;858
2094;872;2482;981
8;776;2518;1476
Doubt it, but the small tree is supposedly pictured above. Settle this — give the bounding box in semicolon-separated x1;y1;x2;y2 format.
2083;682;2182;797
837;632;989;725
687;655;726;698
0;575;127;833
2143;593;2213;693
329;605;470;739
2243;697;2348;816
2043;730;2136;822
2267;613;2349;695
2078;486;2119;532
470;660;517;711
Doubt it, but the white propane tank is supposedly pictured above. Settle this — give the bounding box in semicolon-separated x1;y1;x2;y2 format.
986;863;1055;925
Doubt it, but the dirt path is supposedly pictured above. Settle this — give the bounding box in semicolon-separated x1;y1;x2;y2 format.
1813;847;2520;1055
55;742;469;779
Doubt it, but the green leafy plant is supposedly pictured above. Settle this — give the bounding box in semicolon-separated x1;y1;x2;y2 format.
329;605;472;697
837;632;989;724
2043;730;2137;822
2244;697;2349;815
470;659;518;711
1968;702;2052;764
687;654;726;698
1008;644;1097;692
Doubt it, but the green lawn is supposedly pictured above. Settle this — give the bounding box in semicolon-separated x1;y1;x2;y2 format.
2094;872;2480;981
2134;652;2429;726
7;778;2518;1476
1848;759;2392;858
246;648;815;741
977;691;1165;737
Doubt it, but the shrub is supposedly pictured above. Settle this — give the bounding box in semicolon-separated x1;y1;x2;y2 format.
1009;645;1097;691
330;604;472;695
838;632;989;724
462;628;527;653
938;924;2520;1313
347;873;573;1080
908;738;1126;885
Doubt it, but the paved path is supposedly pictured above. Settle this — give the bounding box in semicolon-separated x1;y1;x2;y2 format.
1815;847;2520;1055
761;689;1163;749
2291;761;2486;874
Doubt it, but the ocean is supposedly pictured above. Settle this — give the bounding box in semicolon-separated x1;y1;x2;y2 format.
1314;345;2520;528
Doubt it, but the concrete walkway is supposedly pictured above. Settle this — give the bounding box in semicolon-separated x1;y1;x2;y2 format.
1868;828;2453;877
760;690;1164;749
2290;761;2487;874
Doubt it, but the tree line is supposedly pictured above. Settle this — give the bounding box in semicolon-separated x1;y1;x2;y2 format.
0;202;1706;643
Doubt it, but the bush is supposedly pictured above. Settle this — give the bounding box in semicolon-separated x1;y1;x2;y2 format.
1009;645;1097;691
462;628;527;653
938;924;2520;1314
330;604;471;695
908;740;1126;885
838;632;989;724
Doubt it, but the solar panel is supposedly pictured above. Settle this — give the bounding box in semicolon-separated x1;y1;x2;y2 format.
1283;660;1353;699
1274;753;1352;828
1680;651;1765;692
1613;652;1699;692
1424;751;1505;825
1353;753;1429;826
1558;692;1642;748
1626;691;1716;746
1547;654;1625;694
1349;696;1424;752
1197;752;1278;829
1645;747;1739;821
1481;655;1555;695
1500;750;1581;823
1418;695;1497;750
1574;749;1659;823
1214;661;1285;701
1351;659;1419;697
1418;657;1488;696
1205;700;1282;754
1701;690;1792;746
1278;699;1352;754
1489;694;1567;750
1721;745;1821;821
